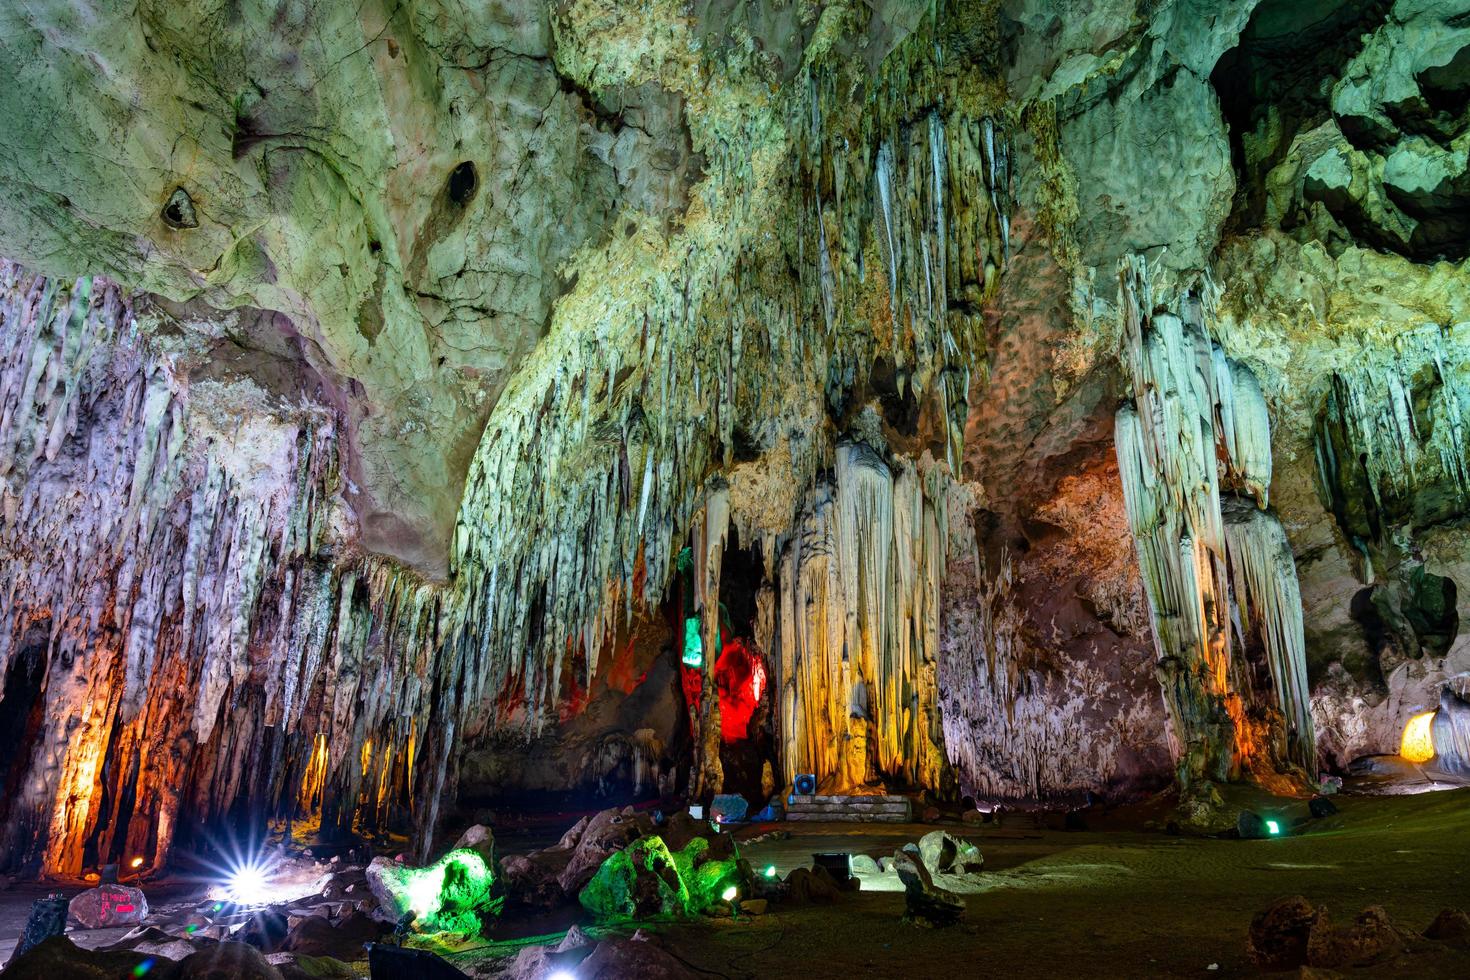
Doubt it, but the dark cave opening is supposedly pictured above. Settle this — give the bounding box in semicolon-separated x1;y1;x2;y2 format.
1404;565;1459;659
0;620;49;866
447;161;479;206
1211;0;1392;234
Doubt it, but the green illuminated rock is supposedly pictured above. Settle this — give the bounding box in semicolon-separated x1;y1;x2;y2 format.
579;835;743;921
365;849;501;934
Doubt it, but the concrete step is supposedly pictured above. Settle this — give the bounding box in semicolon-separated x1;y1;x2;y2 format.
785;811;911;822
785;794;913;822
787;802;911;814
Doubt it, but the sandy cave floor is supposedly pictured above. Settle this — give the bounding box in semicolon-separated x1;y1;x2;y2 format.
0;788;1466;978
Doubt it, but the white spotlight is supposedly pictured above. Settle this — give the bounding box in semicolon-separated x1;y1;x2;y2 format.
546;971;577;980
226;860;273;905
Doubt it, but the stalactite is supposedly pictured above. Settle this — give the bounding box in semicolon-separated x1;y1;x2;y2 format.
1314;320;1470;555
1222;503;1316;773
767;446;949;792
0;264;449;874
1113;256;1316;794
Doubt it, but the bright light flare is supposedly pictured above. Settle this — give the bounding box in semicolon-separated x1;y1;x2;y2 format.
1401;710;1436;763
1265;820;1281;836
763;865;776;878
226;860;274;905
129;856;144;869
721;885;738;902
547;971;577;980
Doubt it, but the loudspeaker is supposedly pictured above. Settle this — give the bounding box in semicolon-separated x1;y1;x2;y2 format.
794;773;817;796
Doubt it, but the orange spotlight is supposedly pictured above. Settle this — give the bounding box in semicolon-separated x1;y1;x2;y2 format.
1400;710;1436;763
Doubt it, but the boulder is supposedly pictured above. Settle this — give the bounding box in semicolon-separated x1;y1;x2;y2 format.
783;866;841;904
1424;908;1470;944
498;854;566;911
579;833;743;921
68;883;149;929
175;941;285;979
239;908;290;952
451;825;495;866
917;831;983;875
893;847;965;927
13;896;68;959
555;924;595;952
364;849;500;934
555;815;590;851
268;953;356;980
281;910;384;959
1247;895;1322;970
133;939;203;962
557;808;649;895
1306;905;1412;968
709;794;749;824
577;937;697;979
0;935;156;979
312;871;366;902
741;898;768;916
578;836;690;921
849;854;882;876
656;812;705;853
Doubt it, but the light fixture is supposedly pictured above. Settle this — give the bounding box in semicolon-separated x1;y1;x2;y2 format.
129;856;144;869
682;616;703;668
547;972;577;980
225;859;274;905
721;885;738;902
1265;820;1281;836
1401;710;1436;763
763;865;776;878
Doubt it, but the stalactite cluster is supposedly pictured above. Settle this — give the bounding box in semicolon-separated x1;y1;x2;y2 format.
0;264;451;874
1314;321;1470;567
449;8;1010;793
762;445;949;793
1113;257;1315;797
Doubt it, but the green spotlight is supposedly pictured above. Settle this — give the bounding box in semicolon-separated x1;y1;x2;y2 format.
1265;819;1281;835
763;865;776;878
682;616;703;667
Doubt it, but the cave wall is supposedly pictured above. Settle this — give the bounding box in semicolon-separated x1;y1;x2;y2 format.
4;0;1470;874
0;264;456;875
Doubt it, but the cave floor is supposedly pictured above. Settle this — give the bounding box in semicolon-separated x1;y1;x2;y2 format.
658;787;1470;979
0;789;1466;977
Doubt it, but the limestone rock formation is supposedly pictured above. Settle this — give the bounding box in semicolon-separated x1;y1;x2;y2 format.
3;0;1470;881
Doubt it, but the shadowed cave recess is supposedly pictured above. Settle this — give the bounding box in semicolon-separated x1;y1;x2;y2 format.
1;0;1470;977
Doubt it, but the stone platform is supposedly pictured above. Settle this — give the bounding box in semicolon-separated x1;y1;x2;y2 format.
785;794;913;822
